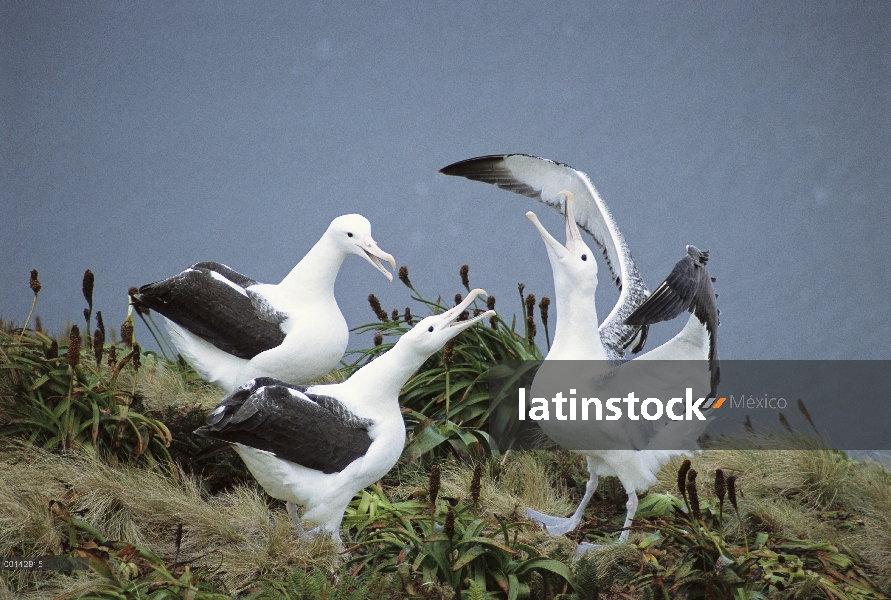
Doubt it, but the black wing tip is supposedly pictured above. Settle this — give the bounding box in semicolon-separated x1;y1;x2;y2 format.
439;154;509;176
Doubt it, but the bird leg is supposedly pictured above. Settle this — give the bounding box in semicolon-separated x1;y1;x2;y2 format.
527;474;599;536
286;501;308;537
618;492;638;543
575;491;640;556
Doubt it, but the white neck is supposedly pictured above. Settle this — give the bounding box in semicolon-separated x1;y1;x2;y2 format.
548;274;607;360
340;337;430;408
278;232;346;294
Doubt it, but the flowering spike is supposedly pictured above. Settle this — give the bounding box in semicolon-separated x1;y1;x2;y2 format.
120;315;134;348
470;463;482;506
29;269;42;295
373;332;383;346
93;328;105;367
367;294;389;322
67;325;81;368
397;265;414;290
82;270;95;309
404;307;414;326
444;506;455;542
132;342;141;372
459;264;470;290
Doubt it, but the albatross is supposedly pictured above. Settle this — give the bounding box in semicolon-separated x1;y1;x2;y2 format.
440;154;650;359
194;291;495;544
523;194;720;546
134;214;396;393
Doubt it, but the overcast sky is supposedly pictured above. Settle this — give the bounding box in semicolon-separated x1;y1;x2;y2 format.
2;2;889;361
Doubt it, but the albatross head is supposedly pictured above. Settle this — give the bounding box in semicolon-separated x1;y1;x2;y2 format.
328;214;397;281
526;191;598;294
402;289;496;354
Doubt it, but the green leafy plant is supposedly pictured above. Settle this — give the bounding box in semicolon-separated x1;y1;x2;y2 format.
347;265;546;462
344;480;573;598
0;328;172;464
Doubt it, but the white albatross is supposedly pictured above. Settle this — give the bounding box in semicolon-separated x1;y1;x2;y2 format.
194;291;495;545
523;194;720;547
134;214;396;393
440;154;651;359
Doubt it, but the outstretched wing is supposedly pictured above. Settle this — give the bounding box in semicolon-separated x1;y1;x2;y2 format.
195;378;374;474
440;154;649;356
135;262;287;359
625;246;720;397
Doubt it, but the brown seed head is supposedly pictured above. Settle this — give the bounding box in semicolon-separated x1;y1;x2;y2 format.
35;316;43;333
473;308;481;317
454;293;462;305
96;311;105;337
83;308;90;324
93;328;105;367
798;398;817;431
82;270;95;309
486;295;496;311
397;265;413;289
779;412;793;434
525;293;536;318
120;316;134;348
444;505;455;542
539;296;550;324
727;475;739;512
459;264;470;289
687;467;698;485
678;459;691;497
442;339;456;368
47;339;58;360
429;464;441;507
714;469;726;502
404;307;414;326
373;332;383;346
458;310;469;321
686;480;702;520
29;269;41;295
131;343;141;372
107;345;117;368
471;463;482;505
391;308;399;322
367;294;389;321
489;313;499;329
67;325;81;368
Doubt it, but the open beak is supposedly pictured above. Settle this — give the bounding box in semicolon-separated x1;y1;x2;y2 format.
562;191;584;253
360;234;397;281
526;190;583;257
440;288;496;330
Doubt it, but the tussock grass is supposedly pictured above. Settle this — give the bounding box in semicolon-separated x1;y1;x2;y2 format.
651;441;891;590
0;440;338;595
388;452;579;558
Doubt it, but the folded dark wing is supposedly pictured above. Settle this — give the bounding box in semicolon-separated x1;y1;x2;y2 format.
195;378;374;474
135;263;286;359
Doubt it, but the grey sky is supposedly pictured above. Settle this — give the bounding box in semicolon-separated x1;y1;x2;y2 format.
2;2;889;361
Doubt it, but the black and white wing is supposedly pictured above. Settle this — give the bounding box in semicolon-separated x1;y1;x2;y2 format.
440;154;649;357
195;378;374;474
624;246;720;397
135;262;287;359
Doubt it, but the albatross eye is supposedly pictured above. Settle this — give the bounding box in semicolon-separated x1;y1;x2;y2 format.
347;232;353;238
581;254;587;261
428;326;434;332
